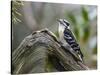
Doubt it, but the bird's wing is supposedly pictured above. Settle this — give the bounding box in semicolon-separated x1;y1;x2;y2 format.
63;28;83;61
63;28;77;45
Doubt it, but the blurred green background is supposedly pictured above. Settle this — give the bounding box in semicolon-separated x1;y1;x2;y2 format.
12;1;97;69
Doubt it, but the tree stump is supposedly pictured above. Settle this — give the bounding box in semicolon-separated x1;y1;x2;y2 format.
12;28;89;74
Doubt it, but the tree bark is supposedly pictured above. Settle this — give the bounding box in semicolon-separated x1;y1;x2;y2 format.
12;28;89;74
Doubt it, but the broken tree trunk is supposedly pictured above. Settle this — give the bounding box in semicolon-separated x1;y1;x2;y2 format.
12;28;89;74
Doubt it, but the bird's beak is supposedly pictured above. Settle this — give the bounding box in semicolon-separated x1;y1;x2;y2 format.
57;19;61;23
57;19;64;25
57;19;66;26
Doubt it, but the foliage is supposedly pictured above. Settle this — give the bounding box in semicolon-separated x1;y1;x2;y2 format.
12;0;23;24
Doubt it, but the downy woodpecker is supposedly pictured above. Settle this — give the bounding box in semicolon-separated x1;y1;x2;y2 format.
57;19;83;62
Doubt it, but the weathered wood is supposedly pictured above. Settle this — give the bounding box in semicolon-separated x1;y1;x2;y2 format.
12;28;89;74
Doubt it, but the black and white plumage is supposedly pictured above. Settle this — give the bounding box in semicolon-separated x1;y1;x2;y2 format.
57;19;83;62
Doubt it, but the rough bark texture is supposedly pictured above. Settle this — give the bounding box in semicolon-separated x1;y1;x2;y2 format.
12;28;89;74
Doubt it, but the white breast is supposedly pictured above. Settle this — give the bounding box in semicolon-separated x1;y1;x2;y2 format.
58;23;66;44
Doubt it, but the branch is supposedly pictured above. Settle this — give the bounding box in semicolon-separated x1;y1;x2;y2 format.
12;28;89;74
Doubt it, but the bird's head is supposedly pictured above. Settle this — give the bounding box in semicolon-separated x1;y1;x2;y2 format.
57;19;70;29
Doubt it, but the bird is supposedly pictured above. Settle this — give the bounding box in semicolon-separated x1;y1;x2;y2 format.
57;19;83;62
